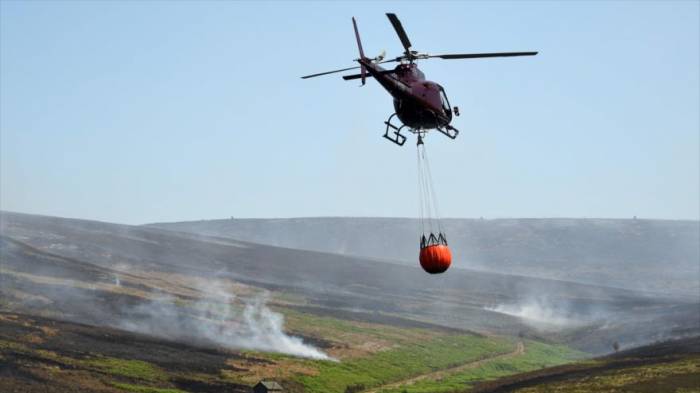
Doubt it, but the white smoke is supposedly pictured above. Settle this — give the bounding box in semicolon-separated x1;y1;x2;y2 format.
118;280;331;360
485;298;589;329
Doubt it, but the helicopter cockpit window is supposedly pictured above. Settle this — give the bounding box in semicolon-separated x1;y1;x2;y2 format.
438;86;451;113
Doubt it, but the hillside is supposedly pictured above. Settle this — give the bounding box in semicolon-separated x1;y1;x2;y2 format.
147;217;700;297
1;211;699;392
3;211;697;353
0;312;252;393
469;336;700;393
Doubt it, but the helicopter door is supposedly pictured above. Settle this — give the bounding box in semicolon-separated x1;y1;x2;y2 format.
438;86;452;115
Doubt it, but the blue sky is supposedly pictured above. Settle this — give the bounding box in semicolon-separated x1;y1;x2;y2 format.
1;1;698;224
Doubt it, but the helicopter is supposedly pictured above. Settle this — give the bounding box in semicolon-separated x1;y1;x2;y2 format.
302;13;538;146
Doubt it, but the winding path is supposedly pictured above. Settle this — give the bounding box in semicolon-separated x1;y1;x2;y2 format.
363;341;525;393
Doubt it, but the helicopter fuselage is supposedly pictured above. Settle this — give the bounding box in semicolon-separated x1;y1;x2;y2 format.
359;60;453;131
301;13;536;146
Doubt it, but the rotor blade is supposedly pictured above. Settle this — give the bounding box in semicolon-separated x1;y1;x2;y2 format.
386;13;412;52
342;73;374;81
379;57;401;64
301;66;360;79
430;51;538;59
342;70;396;80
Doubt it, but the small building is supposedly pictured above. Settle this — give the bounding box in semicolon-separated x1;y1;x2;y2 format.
253;380;284;393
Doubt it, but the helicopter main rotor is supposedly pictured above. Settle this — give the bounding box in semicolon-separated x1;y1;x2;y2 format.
301;13;538;80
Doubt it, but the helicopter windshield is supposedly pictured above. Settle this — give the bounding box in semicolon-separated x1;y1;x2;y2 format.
438;85;451;113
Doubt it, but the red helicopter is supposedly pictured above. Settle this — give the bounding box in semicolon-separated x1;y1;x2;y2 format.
302;13;538;146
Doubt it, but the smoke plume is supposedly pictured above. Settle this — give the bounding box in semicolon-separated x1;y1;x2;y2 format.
118;280;331;360
485;297;592;330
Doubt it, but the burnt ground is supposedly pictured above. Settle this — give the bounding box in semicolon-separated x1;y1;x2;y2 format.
148;217;700;298
2;211;697;355
0;312;253;393
284;304;474;334
469;336;700;393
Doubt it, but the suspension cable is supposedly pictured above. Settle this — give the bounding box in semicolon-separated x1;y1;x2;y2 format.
416;135;445;246
421;144;443;237
416;144;425;238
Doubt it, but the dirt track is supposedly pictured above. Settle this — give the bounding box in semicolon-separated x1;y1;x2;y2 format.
363;341;525;393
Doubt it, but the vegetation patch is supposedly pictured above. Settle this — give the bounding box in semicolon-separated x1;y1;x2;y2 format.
87;357;167;381
295;335;514;393
281;308;447;359
109;382;188;393
223;353;319;384
509;356;700;393
372;340;585;393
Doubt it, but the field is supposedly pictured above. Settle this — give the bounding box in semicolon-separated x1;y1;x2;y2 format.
371;341;584;393
294;334;512;393
10;307;695;393
1;310;589;393
1;211;698;392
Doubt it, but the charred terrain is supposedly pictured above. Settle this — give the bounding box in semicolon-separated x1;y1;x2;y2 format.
0;312;252;393
150;217;700;297
470;336;700;393
1;211;699;392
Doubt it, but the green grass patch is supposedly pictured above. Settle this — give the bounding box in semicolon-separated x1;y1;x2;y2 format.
376;340;586;393
283;308;399;336
296;334;514;393
281;308;444;347
109;382;187;393
87;357;166;381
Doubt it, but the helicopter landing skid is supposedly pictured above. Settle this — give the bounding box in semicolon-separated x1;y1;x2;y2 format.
383;113;407;146
437;124;459;139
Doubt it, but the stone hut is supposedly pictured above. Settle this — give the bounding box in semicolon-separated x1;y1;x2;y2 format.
253;380;283;393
